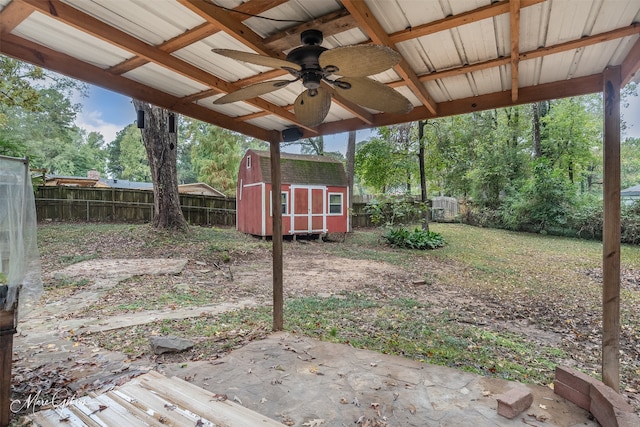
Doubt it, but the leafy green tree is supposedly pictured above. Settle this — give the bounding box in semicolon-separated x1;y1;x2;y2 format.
184;118;266;195
621;137;640;189
108;124;149;181
541;96;601;186
503;159;576;232
1;55;87;160
355;124;420;194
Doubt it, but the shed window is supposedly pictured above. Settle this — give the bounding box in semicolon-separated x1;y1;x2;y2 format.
328;193;342;214
246;155;252;169
281;192;288;214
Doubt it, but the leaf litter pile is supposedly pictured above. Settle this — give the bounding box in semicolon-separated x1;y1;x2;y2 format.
17;222;640;418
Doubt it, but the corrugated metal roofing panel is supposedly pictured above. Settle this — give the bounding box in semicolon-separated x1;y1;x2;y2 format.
323;101;357;123
123;63;209;97
62;0;205;45
437;75;476;101
12;12;133;69
200;95;263;117
471;68;506;96
454;18;502;65
608;34;640;64
520;2;549;53
538;51;576;84
322;28;369;49
245;115;296;131
173;36;275;84
591;0;639;33
244;0;342;38
545;1;592;44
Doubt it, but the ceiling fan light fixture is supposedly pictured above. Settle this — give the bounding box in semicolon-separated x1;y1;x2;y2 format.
212;29;413;126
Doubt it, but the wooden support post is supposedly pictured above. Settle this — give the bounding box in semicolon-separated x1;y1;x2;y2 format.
270;140;283;331
602;66;621;391
0;308;17;427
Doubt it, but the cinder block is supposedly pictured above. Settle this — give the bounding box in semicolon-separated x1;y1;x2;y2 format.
496;387;533;419
555;366;593;395
553;380;590;410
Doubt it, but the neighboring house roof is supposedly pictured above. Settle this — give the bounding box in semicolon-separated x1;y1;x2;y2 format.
621;185;640;197
178;183;226;197
99;178;154;190
45;175;98;187
46;174;225;196
251;150;347;187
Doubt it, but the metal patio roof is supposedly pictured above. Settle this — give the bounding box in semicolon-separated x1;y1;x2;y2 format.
1;0;639;143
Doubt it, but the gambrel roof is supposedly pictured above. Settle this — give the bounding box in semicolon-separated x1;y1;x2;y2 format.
249;150;347;186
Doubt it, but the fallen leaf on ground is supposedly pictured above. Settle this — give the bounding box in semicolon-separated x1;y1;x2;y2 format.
302;419;324;427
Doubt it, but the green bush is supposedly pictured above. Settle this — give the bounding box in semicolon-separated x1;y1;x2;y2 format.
365;195;426;227
382;227;446;250
622;201;640;245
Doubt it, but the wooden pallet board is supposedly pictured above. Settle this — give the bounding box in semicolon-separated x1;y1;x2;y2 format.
28;371;283;426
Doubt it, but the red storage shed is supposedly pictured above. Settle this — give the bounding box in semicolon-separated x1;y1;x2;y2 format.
237;150;349;237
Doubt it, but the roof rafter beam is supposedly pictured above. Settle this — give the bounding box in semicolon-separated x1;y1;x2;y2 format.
404;23;640;85
108;0;287;75
340;0;438;115
621;37;640;86
18;0;313;132
314;73;603;137
0;0;33;36
510;0;521;102
263;9;359;52
388;0;544;44
176;0;280;57
0;33;278;142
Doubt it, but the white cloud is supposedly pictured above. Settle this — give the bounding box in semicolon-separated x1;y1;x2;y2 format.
76;110;122;144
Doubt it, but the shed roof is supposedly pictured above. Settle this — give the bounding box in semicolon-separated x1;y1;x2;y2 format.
2;0;639;142
251;150;347;186
621;184;640;196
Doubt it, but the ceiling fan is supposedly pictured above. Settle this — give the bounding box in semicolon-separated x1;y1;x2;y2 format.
212;30;413;127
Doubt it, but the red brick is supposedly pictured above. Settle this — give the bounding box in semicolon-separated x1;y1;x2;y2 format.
496;387;533;419
553;380;590;410
555;366;593;395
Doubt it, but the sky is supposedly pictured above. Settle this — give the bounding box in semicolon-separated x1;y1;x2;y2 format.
75;83;640;150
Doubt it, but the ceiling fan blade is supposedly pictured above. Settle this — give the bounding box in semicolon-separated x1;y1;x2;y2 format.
212;49;301;71
294;88;331;127
320;45;401;77
214;80;293;104
334;77;413;114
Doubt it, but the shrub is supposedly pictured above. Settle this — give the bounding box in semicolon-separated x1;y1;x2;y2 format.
622;201;640;245
382;227;446;250
365;195;426;227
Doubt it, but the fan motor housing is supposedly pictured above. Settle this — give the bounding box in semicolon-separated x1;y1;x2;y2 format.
286;45;327;70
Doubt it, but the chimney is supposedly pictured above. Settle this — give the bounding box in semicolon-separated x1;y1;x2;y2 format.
87;170;100;180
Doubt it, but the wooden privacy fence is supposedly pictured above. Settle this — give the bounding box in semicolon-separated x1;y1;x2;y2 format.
35;186;235;226
35;187;439;228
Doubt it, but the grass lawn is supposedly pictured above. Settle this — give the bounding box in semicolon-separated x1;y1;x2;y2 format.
36;222;640;396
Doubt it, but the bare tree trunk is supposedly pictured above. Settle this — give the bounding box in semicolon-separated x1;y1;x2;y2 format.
418;121;429;231
346;130;356;232
132;99;187;230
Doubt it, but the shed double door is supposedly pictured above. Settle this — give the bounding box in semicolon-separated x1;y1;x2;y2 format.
291;185;325;234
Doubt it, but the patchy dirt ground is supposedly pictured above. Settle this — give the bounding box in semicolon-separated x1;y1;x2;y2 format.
8;223;640;424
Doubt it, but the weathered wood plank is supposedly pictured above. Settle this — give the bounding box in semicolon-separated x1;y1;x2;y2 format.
137;371;283;426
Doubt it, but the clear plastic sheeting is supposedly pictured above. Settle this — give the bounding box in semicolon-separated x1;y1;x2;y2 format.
0;156;42;312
